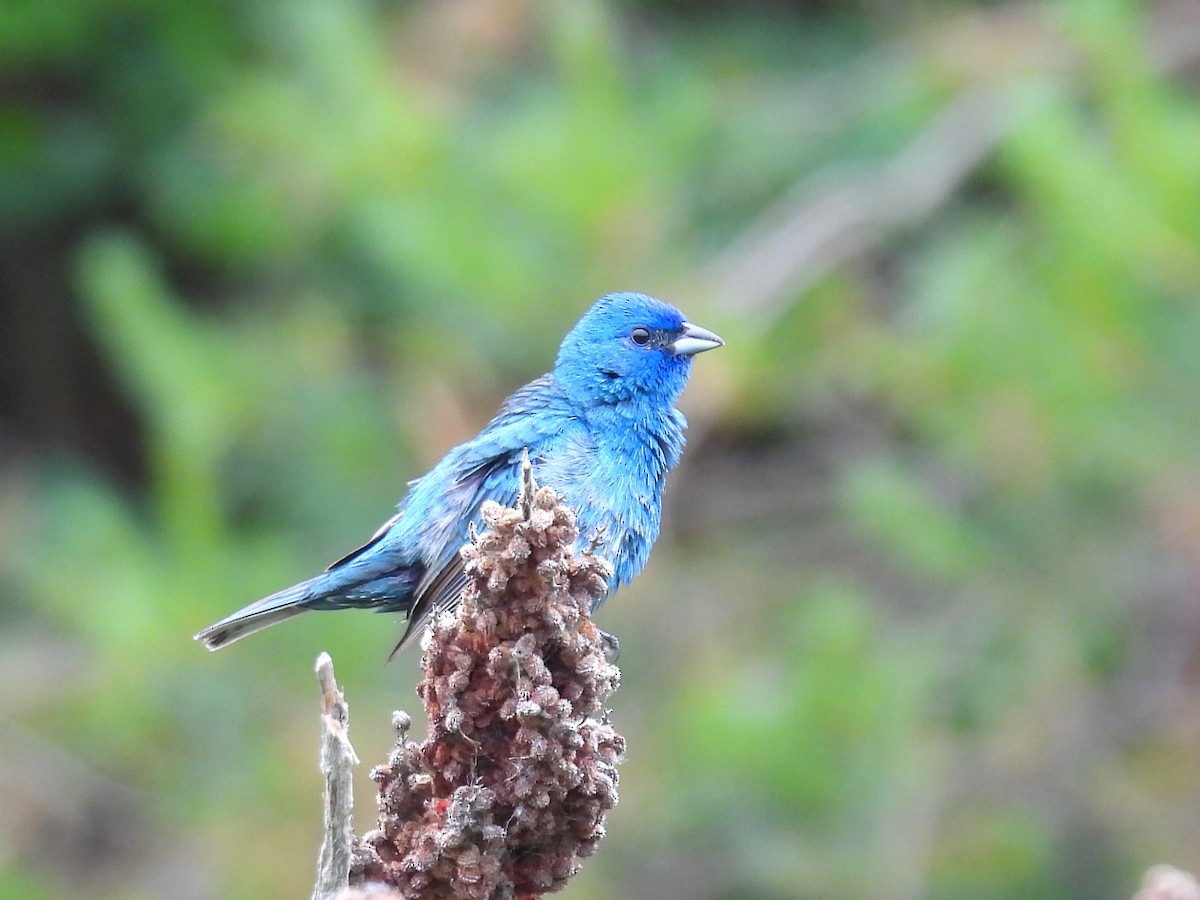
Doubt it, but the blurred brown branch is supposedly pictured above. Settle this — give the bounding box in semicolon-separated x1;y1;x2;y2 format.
704;83;1016;324
696;0;1200;335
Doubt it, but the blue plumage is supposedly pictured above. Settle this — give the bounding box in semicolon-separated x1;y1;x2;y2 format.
195;292;723;653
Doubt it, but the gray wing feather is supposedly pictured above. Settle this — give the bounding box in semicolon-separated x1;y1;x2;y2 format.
387;453;522;657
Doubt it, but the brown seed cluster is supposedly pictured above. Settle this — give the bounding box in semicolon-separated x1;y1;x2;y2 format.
350;472;624;899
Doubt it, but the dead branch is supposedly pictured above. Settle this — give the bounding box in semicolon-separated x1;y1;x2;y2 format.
312;652;360;900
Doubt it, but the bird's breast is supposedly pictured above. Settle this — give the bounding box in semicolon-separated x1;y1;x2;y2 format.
535;424;673;593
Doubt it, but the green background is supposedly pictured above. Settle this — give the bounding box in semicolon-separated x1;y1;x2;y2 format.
4;0;1200;897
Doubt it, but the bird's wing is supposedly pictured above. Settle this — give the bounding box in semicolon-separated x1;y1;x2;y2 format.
324;511;403;572
324;375;568;575
388;374;577;656
387;456;517;656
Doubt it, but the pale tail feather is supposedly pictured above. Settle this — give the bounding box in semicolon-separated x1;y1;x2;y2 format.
194;580;317;651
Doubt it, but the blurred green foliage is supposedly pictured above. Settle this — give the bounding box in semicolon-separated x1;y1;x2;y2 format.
4;0;1200;898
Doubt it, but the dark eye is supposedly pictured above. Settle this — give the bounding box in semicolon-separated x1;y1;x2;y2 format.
631;327;651;346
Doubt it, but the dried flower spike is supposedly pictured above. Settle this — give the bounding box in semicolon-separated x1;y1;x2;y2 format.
351;456;624;899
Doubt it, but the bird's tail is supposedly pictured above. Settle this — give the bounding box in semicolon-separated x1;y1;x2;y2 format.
194;578;320;651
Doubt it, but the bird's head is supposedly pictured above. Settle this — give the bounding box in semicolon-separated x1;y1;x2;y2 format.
554;292;724;411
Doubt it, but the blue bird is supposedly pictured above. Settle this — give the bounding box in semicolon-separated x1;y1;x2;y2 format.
195;292;723;654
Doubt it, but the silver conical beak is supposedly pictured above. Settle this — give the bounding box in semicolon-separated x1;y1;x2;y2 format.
670;322;724;357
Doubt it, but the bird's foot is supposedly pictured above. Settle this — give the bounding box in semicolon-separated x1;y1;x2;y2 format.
587;525;609;552
598;628;621;662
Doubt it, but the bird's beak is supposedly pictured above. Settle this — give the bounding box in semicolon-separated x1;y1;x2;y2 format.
670;322;725;357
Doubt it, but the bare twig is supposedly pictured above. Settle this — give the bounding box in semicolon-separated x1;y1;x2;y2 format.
312;652;360;900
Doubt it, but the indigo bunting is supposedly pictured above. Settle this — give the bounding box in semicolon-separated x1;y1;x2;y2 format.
196;292;723;653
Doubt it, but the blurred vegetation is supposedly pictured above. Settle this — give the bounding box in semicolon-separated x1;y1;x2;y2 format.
3;0;1200;898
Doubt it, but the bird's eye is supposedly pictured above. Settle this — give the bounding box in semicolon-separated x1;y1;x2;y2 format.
631;327;651;346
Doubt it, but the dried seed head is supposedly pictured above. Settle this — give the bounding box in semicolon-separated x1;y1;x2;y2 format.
351;465;623;898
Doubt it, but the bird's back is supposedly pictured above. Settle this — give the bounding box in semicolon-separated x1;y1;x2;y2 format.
401;372;687;606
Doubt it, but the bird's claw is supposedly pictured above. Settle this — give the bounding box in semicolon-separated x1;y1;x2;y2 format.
588;525;609;553
598;629;621;662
